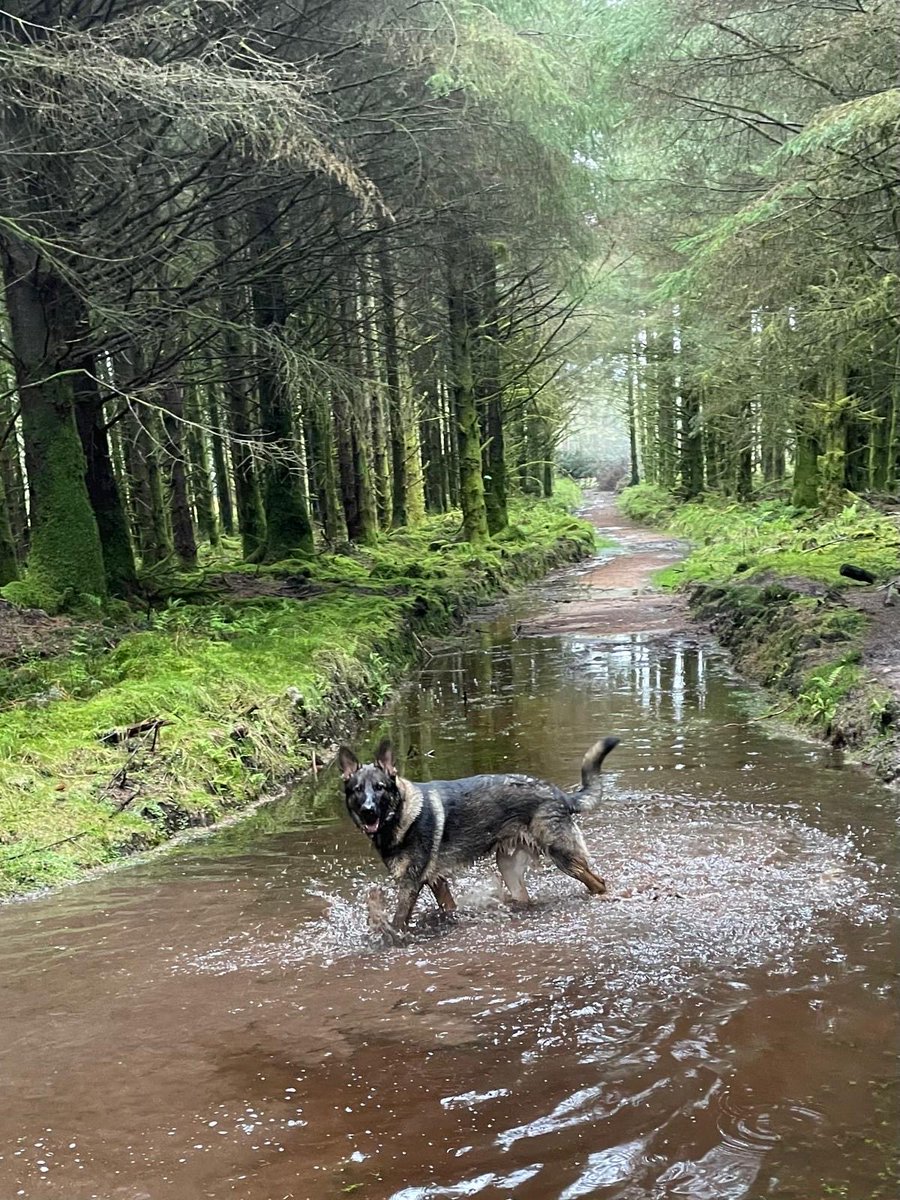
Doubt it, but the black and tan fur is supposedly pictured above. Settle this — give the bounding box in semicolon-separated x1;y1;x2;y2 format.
339;736;619;943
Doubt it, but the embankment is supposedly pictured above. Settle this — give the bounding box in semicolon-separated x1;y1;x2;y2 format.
0;492;596;897
618;484;900;782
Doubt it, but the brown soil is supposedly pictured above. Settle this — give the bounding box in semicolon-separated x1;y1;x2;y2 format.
522;492;690;638
844;507;900;700
0;599;80;667
209;570;327;600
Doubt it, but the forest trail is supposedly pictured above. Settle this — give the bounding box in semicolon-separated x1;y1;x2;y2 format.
522;490;689;638
0;492;897;1200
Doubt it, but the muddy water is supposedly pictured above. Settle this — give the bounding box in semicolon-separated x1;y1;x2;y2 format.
1;501;898;1200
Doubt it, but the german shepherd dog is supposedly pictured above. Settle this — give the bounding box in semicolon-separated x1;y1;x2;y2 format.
339;736;619;943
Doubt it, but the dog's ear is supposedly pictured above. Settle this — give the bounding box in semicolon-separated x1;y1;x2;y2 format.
374;738;397;777
338;746;360;780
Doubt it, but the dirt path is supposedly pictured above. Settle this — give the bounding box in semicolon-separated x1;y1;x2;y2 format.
850;510;900;700
523;490;690;638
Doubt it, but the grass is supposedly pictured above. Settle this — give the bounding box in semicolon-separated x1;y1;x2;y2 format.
0;488;595;897
619;483;900;589
619;484;900;761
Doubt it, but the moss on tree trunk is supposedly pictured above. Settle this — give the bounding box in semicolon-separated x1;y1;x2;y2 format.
1;241;106;606
378;241;408;528
250;202;314;560
447;238;489;545
474;245;508;534
73;364;137;595
0;471;18;586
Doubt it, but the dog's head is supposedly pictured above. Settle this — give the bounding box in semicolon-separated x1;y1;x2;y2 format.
338;738;402;838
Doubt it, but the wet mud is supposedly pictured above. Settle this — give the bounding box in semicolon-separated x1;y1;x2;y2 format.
0;493;897;1200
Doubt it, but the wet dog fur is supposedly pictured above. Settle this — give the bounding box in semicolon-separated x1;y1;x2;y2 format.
339;736;619;943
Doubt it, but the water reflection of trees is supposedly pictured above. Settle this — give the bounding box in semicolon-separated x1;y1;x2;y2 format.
388;634;717;782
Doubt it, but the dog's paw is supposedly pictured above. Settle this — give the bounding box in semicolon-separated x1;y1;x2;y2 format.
375;921;409;948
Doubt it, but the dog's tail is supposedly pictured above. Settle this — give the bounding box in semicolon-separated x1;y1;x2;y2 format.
570;736;619;808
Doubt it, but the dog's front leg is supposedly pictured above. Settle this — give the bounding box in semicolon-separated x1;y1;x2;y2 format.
370;880;422;947
388;882;421;941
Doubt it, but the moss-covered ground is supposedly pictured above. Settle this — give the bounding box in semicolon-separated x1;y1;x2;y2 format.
618;484;900;776
0;487;596;897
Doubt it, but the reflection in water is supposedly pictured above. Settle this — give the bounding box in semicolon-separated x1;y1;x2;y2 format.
0;622;897;1200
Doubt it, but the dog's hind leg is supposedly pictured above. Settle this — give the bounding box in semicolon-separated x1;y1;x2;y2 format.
497;845;533;903
548;830;607;896
428;876;457;913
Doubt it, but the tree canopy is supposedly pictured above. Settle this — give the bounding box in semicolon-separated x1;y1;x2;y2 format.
1;0;897;607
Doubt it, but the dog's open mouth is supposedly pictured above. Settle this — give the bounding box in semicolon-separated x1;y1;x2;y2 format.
362;818;381;835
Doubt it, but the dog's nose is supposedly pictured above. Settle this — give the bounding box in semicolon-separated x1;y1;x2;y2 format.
360;800;378;820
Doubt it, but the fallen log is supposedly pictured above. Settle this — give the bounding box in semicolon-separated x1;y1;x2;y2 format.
98;717;172;746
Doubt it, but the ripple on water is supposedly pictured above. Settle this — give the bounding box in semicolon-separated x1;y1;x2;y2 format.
177;795;882;991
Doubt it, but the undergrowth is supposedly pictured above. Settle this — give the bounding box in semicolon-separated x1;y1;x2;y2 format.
619;484;899;588
622;484;900;771
0;490;594;897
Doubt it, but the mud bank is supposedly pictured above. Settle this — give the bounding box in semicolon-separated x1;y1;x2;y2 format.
615;485;900;782
688;575;900;781
0;495;595;898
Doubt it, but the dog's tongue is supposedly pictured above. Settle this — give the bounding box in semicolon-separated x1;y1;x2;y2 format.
364;818;380;835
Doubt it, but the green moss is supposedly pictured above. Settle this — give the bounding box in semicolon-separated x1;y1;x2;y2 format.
619;489;899;591
618;483;679;525
0;488;592;897
20;380;108;602
620;487;900;777
1;577;64;614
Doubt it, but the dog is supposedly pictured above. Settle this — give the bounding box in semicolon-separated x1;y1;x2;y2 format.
339;736;619;943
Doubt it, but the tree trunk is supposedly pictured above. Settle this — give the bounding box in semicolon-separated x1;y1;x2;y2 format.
0;471;18;585
736;394;754;501
124;400;172;567
205;385;235;537
628;351;640;486
378;241;408;527
411;340;445;513
446;237;489;544
212;214;266;557
370;379;392;526
159;383;198;569
361;303;391;526
442;377;460;507
1;239;106;603
817;362;849;512
704;420;722;492
638;337;657;485
888;339;900;490
679;382;703;499
656;332;677;490
338;288;378;543
792;381;821;508
184;387;218;546
73;361;138;594
474;244;507;533
250;201;314;559
331;376;360;540
311;391;347;544
0;391;28;558
843;367;868;493
522;402;544;496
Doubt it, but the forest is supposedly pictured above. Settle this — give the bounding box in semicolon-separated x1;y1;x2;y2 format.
1;1;898;608
1;0;601;610
1;1;899;887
